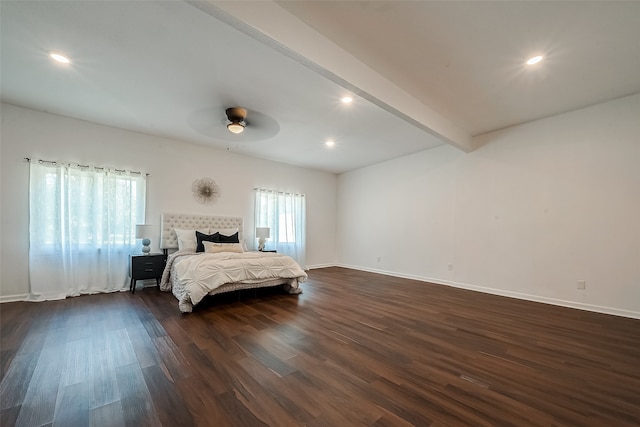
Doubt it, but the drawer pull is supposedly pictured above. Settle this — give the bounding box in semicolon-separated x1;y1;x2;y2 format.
144;268;154;272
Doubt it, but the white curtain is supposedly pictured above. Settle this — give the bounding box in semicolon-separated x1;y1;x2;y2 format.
254;188;306;267
28;161;146;300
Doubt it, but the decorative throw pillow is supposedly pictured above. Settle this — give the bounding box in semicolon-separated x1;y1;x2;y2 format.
217;231;240;243
211;227;239;237
196;231;220;253
203;241;244;254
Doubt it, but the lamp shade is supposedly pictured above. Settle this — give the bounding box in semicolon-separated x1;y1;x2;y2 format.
135;224;154;239
256;227;270;239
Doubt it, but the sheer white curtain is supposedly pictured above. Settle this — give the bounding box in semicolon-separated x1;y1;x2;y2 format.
28;161;146;300
254;188;306;267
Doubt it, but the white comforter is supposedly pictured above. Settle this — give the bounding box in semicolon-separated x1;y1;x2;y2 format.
160;250;307;311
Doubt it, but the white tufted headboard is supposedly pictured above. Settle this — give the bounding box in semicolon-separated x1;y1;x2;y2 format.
160;213;243;249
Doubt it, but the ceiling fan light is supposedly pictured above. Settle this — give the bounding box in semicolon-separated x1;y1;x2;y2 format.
227;122;245;134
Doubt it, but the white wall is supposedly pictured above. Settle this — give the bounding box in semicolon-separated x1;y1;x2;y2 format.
0;103;337;300
337;94;640;318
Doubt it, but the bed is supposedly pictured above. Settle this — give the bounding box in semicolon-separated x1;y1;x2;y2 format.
158;213;307;313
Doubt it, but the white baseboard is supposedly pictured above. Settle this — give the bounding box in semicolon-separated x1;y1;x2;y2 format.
337;263;640;320
306;263;336;270
0;293;28;303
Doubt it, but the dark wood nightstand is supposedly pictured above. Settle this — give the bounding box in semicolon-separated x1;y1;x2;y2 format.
260;250;277;253
130;253;165;294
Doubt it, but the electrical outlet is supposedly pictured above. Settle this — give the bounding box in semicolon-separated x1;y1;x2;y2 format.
448;264;454;271
577;280;586;290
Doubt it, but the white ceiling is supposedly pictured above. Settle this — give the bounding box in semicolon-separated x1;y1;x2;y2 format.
2;1;639;174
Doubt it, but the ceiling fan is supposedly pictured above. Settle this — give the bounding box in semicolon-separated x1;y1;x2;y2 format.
225;107;247;134
187;105;280;143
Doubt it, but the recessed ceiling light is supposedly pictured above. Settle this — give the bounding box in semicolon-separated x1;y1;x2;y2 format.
325;140;335;148
49;51;71;64
526;55;543;65
341;97;353;104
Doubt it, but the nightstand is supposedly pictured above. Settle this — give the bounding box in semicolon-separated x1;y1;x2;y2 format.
260;250;277;253
130;253;165;294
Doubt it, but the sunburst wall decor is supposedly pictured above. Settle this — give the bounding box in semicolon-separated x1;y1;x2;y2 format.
192;177;220;204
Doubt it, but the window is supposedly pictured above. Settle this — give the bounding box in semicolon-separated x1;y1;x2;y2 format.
28;160;146;300
254;188;305;266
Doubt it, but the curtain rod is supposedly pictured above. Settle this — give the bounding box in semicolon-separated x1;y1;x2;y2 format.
254;187;305;197
24;157;149;176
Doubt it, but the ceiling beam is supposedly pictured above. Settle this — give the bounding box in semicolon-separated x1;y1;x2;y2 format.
188;1;474;153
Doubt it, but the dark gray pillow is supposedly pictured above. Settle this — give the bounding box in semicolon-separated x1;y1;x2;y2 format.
218;232;239;243
196;231;220;252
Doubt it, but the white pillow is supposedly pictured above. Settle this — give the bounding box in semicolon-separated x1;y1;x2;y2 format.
174;228;208;251
203;241;244;254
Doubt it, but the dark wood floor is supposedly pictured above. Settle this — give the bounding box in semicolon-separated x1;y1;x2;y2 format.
1;267;639;426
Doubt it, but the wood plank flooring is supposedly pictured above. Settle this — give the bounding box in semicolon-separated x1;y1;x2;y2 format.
1;266;639;426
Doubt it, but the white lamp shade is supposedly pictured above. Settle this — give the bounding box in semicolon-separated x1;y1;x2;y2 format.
256;227;270;239
135;224;154;239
